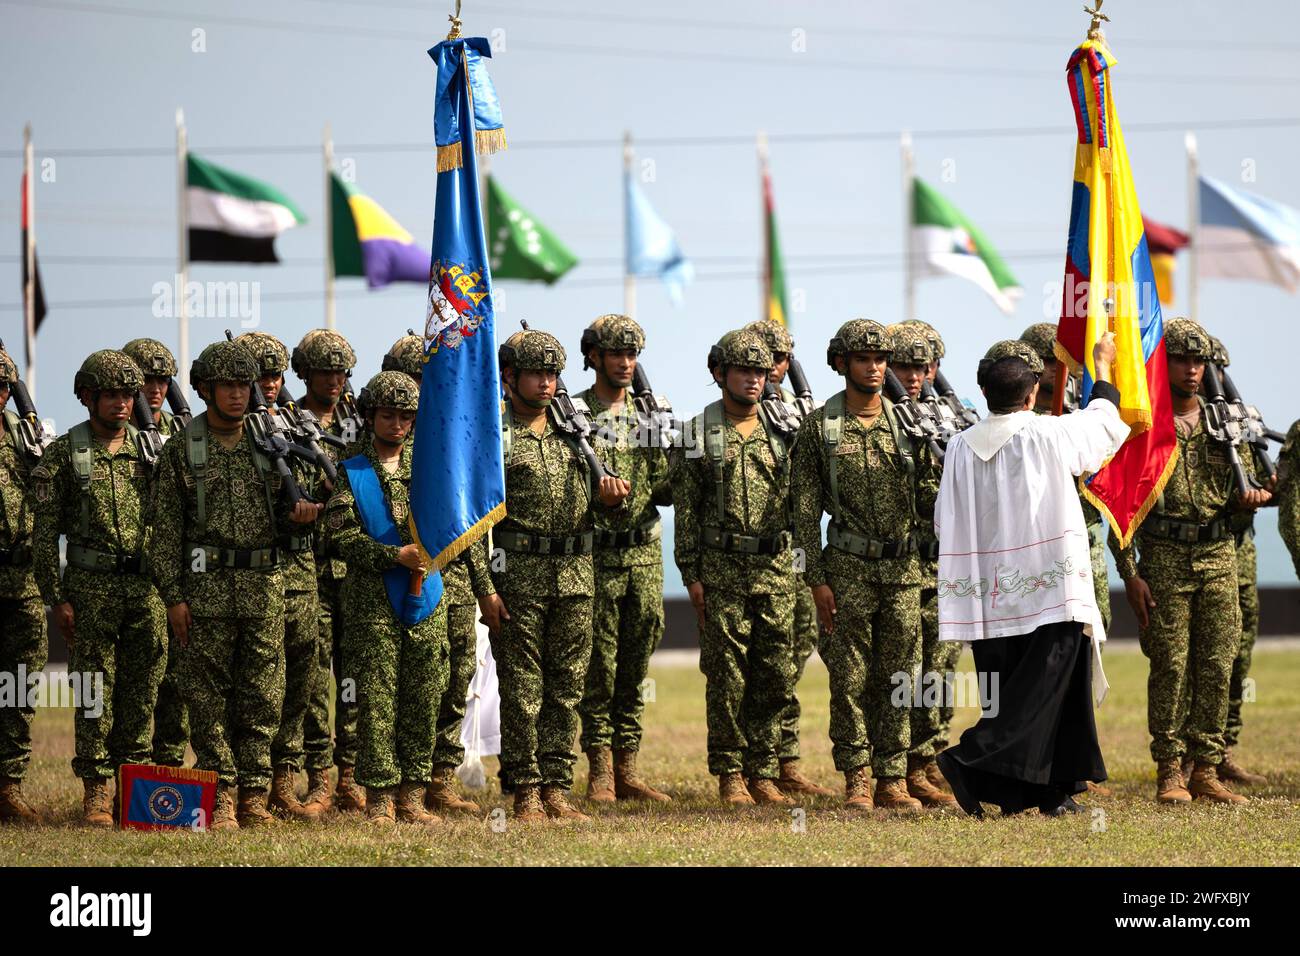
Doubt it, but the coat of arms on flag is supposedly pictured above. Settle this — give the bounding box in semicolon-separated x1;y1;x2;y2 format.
118;764;218;832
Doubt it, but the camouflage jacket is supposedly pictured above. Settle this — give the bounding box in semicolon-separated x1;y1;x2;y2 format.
578;387;672;569
792;395;939;589
671;404;795;595
313;408;358;582
0;423;38;599
1278;419;1300;580
147;413;291;615
159;407;186;437
442;540;493;606
32;425;154;605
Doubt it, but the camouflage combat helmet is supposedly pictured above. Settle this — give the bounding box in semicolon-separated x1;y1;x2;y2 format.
190;341;258;385
710;329;774;372
901;318;944;360
0;350;18;385
1163;317;1212;358
1209;335;1230;367
581;314;644;369
122;337;178;378
887;324;934;367
234;331;290;376
745;318;794;357
381;332;425;378
291;329;357;380
73;350;145;396
359;370;420;413
1018;323;1059;363
826;319;891;371
977;340;1044;388
499;328;566;372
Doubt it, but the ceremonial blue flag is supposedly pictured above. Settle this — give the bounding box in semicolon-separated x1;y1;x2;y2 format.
625;173;694;306
410;35;507;571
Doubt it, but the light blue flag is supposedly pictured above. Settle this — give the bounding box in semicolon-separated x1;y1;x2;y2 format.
1199;175;1300;292
625;173;694;305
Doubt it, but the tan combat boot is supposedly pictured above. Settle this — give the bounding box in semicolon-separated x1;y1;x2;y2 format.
719;772;755;807
924;757;950;793
335;765;366;813
585;746;616;803
0;777;39;824
1188;762;1248;804
875;776;923;813
81;778;113;828
1218;750;1267;787
426;766;480;814
614;749;671;802
1086;780;1113;797
396;782;441;825
365;787;396;826
299;768;333;817
541;785;592;824
907;755;959;809
269;765;311;819
236;787;274;828
1155;758;1192;804
210;784;239;831
777;758;835;797
513;784;547;823
844;766;874;811
747;777;792;805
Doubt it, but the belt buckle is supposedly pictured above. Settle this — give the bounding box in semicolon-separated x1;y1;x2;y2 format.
866;540;883;559
563;537;574;556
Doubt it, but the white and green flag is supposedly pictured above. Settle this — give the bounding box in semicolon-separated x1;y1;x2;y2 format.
187;153;305;263
912;177;1020;314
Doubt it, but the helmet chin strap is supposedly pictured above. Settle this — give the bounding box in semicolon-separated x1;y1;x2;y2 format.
845;374;881;396
519;393;552;410
724;384;759;407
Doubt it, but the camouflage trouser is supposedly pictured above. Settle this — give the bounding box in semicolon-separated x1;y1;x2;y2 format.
1138;553;1239;765
698;586;795;780
778;582;819;761
0;595;47;780
150;622;188;766
67;583;167;780
1225;536;1258;749
490;593;593;789
821;573;921;779
578;562;664;753
311;576;357;769
183;614;286;789
349;603;449;789
271;587;322;771
431;601;478;770
909;586;963;758
1090;521;1112;634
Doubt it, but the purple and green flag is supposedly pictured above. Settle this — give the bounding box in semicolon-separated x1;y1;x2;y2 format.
330;172;429;288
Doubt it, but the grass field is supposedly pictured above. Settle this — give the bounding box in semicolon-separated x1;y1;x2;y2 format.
3;643;1299;866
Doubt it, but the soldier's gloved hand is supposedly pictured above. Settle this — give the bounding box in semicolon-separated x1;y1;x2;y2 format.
1124;576;1156;631
686;582;705;629
291;500;323;524
478;592;510;635
811;584;837;635
396;544;426;571
168;601;193;648
53;602;75;649
597;476;631;508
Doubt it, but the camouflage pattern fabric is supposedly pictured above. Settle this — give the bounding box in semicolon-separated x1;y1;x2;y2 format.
779;586;819;761
150;646;188;765
910;575;964;757
1224;532;1258;749
1279;420;1300;579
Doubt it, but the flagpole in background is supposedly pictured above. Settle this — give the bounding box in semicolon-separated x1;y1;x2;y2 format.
22;123;36;396
622;130;636;319
901;130;916;322
757;129;769;323
176;108;190;393
324;121;336;331
1185;131;1200;324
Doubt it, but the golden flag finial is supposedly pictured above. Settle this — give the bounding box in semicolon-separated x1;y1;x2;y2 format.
1084;0;1109;40
447;0;463;40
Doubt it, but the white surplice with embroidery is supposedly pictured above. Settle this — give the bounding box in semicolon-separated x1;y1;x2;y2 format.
935;396;1129;692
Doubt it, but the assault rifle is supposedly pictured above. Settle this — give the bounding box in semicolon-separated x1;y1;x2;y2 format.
552;375;618;481
1216;365;1277;483
0;339;50;466
274;382;345;486
883;368;946;462
630;363;681;448
165;377;192;427
131;391;166;468
1200;362;1257;495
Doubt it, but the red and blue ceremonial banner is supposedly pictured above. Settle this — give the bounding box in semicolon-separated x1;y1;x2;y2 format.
118;763;217;832
1055;36;1177;548
410;35;507;571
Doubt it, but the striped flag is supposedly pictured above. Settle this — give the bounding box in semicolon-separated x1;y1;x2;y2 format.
330;171;429;288
912;177;1021;315
1198;175;1300;292
1056;36;1177;548
187;153;305;263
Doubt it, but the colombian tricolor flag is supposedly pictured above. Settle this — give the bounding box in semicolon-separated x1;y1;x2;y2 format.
1056;37;1177;548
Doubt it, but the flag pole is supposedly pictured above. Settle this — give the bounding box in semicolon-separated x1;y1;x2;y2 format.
1185;131;1199;324
176;108;190;394
757;129;769;323
901;130;915;322
623;130;636;320
22;123;36;397
324;121;336;331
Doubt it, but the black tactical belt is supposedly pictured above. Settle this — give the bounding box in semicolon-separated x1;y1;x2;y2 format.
185;542;281;570
701;527;792;555
494;529;595;556
827;523;916;560
1144;516;1232;544
66;543;148;575
0;544;32;567
279;533;315;553
917;539;940;561
595;520;662;550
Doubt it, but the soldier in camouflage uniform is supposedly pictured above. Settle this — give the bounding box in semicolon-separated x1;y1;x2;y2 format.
122;338;192;769
477;328;630;823
1279;420;1300;577
672;330;797;808
382;332;426;387
574;315;673;804
291;329;366;813
884;324;958;809
0;350;46;823
324;371;451;825
31;351;166;827
148;341;322;829
743;318;833;797
1113;318;1271;805
791;320;941;813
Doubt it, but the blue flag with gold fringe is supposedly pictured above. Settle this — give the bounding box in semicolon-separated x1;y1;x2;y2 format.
410;35;507;571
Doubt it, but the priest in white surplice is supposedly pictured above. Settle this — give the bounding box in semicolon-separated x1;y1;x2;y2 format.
935;333;1128;818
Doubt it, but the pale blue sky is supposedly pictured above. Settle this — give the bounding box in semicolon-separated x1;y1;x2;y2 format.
3;0;1298;590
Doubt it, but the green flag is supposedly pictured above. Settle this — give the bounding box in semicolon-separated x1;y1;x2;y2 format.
912;177;1021;315
486;175;578;284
